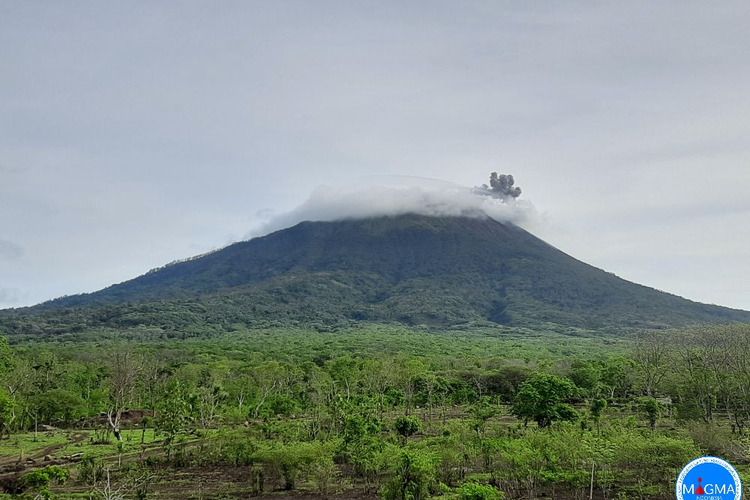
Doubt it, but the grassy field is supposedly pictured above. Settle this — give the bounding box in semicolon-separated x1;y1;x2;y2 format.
0;429;165;465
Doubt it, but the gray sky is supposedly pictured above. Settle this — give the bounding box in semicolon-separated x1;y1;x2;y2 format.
2;1;749;311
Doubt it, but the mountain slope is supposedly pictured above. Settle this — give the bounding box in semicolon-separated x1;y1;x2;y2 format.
4;214;750;334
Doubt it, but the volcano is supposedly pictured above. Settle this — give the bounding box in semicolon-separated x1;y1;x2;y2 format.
3;214;750;334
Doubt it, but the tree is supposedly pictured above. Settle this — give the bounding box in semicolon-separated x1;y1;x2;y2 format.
723;325;750;434
0;389;15;440
155;380;191;460
138;354;168;412
251;361;286;418
196;384;226;429
381;449;438;500
485;365;531;402
640;398;661;431
633;331;673;397
29;388;86;426
256;442;319;491
396;359;426;416
582;436;613;500
361;358;395;418
105;347;142;441
599;357;636;399
92;466;156;500
511;374;578;428
326;356;361;401
350;438;400;494
342;412;381;448
224;365;254;411
568;361;601;397
394;415;421;443
93;468;127;500
302;445;341;497
589;399;608;436
4;357;34;434
469;396;498;440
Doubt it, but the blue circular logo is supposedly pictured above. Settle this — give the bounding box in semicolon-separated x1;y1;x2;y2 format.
676;456;742;500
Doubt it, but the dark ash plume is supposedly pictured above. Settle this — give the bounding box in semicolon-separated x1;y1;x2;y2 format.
474;172;522;201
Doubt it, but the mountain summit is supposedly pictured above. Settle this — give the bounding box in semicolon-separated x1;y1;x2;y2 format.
6;214;750;333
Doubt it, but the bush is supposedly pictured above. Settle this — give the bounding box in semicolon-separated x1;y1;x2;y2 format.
639;398;661;430
221;439;256;466
222;406;250;425
459;482;504;500
381;449;439;500
303;451;342;497
22;466;69;499
77;456;106;486
255;441;328;490
343;413;381;447
351;438;401;494
684;422;738;459
611;432;699;489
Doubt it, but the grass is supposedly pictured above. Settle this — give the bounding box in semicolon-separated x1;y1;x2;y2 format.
0;432;69;459
0;429;165;463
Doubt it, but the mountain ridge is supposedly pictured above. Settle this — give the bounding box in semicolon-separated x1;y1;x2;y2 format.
3;213;749;335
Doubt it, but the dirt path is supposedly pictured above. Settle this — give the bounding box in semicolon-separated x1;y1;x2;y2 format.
31;432;88;461
0;431;90;481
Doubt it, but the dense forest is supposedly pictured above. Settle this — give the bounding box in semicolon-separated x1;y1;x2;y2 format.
0;324;748;499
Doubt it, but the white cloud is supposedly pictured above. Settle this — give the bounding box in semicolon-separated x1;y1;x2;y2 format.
255;177;536;237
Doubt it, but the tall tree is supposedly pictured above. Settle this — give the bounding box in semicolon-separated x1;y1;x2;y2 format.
511;373;578;428
106;347;142;441
633;331;674;397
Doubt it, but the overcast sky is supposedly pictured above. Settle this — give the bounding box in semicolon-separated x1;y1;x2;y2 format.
2;1;749;311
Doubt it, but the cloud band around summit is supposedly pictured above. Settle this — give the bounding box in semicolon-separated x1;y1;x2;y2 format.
255;174;536;237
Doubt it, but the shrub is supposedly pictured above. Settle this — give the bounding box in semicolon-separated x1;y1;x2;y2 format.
351;438;401;494
77;456;106;486
255;441;327;490
381;449;439;500
611;432;699;489
303;452;342;497
459;482;504;500
22;466;69;499
639;398;661;430
684;422;737;460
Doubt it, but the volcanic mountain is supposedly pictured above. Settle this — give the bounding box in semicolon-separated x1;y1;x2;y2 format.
4;214;750;335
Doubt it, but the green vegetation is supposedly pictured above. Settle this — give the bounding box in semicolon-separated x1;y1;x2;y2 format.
394;416;422;442
4;215;749;337
510;373;578;427
21;466;68;499
459;482;504;500
0;215;747;500
0;323;746;499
